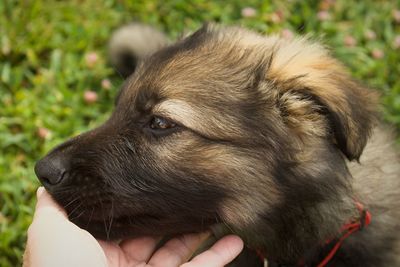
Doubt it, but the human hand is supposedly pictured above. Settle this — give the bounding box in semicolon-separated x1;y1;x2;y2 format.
24;187;244;267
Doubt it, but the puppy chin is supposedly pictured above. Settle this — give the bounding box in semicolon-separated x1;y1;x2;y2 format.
71;213;219;240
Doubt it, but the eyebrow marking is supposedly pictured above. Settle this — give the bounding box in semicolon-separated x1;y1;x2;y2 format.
153;99;198;128
154;99;243;144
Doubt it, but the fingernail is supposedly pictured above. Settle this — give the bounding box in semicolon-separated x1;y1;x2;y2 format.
37;186;45;197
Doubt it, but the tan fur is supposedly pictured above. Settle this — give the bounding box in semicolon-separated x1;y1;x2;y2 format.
127;24;399;264
37;24;400;266
350;126;400;257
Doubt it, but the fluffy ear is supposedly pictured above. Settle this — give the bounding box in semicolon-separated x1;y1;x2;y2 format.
268;38;378;161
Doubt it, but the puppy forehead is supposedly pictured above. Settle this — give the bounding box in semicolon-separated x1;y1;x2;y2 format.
118;29;275;140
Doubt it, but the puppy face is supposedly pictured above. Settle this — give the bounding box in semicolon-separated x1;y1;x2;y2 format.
35;25;377;244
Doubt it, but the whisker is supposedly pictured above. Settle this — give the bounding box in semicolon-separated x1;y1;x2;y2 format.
69;209;86;222
220;216;235;234
85;206;95;229
128;215;134;226
106;199;114;239
51;186;77;195
99;199;108;240
63;197;79;209
68;202;82;218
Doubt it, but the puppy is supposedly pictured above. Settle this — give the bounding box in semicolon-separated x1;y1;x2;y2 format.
35;24;400;266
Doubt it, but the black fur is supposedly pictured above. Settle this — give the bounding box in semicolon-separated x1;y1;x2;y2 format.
35;25;395;267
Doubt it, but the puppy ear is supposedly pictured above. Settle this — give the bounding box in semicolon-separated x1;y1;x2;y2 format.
301;76;378;161
269;38;378;161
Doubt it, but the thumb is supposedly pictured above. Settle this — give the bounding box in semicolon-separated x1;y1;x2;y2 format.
26;187;108;267
34;187;67;219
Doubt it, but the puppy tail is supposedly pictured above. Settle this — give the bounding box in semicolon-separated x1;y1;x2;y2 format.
108;23;168;78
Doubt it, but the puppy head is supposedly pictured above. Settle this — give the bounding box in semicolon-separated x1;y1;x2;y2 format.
35;24;377;244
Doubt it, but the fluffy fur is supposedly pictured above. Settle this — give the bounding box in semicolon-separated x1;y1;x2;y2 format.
35;24;400;266
109;23;168;77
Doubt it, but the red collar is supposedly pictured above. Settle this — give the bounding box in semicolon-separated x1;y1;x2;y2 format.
314;201;371;267
258;201;372;267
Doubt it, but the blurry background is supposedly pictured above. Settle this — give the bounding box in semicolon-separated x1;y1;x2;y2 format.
0;0;399;266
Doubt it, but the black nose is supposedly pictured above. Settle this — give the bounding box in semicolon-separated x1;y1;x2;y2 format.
35;154;69;189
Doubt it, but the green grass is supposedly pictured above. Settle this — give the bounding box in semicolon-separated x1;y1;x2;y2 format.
0;0;399;266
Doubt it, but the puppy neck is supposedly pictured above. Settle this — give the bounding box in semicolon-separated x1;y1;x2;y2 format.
256;166;359;263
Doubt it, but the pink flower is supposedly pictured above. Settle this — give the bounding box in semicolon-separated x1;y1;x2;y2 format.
281;29;294;40
101;79;112;90
371;49;384;59
319;0;336;11
85;52;99;68
317;11;331;21
393;36;400;49
270;11;284;24
364;30;376;40
37;127;51;140
241;7;257;18
344;35;357;47
392;10;400;23
84;90;98;104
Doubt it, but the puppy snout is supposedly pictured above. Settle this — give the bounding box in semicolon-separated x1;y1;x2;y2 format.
35;151;70;190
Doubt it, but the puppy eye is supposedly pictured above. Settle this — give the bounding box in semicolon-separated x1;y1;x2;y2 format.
149;116;176;130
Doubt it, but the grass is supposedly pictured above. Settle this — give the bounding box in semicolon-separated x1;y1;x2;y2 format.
0;0;399;266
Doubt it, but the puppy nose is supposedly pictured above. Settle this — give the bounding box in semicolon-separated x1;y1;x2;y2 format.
34;154;69;189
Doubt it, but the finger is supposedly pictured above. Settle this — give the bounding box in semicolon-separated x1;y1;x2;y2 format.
27;187;108;267
34;187;67;218
97;240;128;267
36;186;45;198
180;235;244;267
119;236;160;263
148;232;211;267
